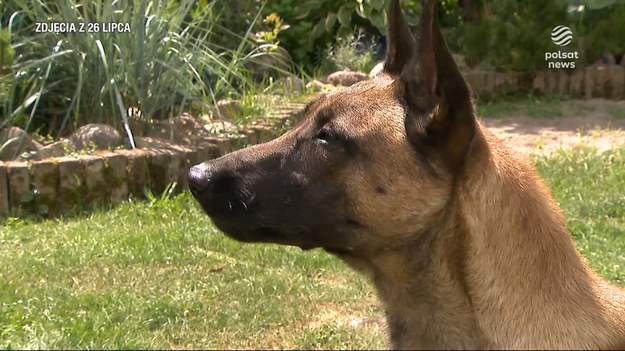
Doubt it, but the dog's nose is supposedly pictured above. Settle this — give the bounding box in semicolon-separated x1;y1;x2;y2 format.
187;164;211;195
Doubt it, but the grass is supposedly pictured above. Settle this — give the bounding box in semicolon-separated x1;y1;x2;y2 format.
476;94;602;119
1;147;625;349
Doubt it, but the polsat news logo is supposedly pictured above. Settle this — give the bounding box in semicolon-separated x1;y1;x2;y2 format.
545;25;578;69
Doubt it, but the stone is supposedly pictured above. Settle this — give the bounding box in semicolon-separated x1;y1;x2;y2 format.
124;150;149;197
6;161;29;210
146;149;170;195
595;66;610;98
485;72;496;93
305;79;329;92
70;123;123;150
31;160;58;214
368;61;385;78
81;155;107;205
246;45;292;81
57;157;85;210
327;69;368;87
33;139;76;160
203;136;232;155
134;136;181;150
0;127;43;161
250;125;278;143
532;71;546;94
557;70;570;95
105;153;129;202
203;121;239;135
214;99;243;120
584;66;595;99
464;72;486;96
148;113;205;142
242;129;259;145
546;70;558;94
604;53;616;66
569;69;584;97
451;54;469;71
612;66;624;99
0;164;8;216
278;76;303;94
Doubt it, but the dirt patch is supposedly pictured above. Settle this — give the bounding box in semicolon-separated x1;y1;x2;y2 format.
481;99;625;155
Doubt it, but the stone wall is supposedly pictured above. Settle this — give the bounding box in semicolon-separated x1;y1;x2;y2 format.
464;66;625;99
0;101;308;218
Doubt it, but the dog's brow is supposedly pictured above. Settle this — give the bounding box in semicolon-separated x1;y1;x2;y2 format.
302;95;326;117
316;109;334;127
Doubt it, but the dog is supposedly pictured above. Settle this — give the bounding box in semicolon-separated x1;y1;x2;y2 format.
187;0;625;348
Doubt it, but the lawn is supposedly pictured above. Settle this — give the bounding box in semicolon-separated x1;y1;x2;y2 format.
1;147;624;349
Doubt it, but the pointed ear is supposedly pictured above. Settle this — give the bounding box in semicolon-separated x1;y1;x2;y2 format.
383;0;416;75
401;0;477;173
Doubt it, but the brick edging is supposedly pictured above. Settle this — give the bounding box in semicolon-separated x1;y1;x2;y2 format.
0;101;309;218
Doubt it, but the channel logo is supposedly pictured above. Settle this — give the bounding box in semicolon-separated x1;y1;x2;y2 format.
551;25;573;46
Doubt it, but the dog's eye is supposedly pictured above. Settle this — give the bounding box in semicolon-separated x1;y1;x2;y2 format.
314;129;335;144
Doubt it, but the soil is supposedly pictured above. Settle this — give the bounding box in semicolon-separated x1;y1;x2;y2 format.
480;99;625;155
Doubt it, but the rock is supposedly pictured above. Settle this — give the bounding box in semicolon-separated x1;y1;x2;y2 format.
247;45;292;81
147;113;206;143
327;69;368;87
604;53;616;66
532;71;546;94
213;99;242;120
452;54;469;71
134;136;180;150
0;127;43;161
369;61;385;79
70;123;123;150
305;79;328;91
278;76;303;94
33;139;76;160
203;120;239;135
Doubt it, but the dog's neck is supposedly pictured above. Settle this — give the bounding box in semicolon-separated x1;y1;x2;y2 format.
356;126;625;350
455;126;625;349
366;209;488;349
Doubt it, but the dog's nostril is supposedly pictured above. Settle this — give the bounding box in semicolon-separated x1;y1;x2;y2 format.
187;165;211;194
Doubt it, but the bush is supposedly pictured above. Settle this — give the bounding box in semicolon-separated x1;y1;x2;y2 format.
1;0;272;140
319;32;382;74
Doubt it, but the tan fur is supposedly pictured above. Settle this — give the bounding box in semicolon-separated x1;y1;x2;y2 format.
312;76;625;349
189;8;625;347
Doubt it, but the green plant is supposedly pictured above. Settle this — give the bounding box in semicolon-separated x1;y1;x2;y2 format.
320;31;381;74
2;0;272;141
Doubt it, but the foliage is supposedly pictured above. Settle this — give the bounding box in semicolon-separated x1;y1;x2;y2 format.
1;0;271;139
319;31;382;74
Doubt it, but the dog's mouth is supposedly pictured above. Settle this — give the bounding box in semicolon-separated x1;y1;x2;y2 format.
209;214;320;250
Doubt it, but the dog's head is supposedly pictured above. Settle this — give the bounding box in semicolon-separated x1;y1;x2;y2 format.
188;0;476;258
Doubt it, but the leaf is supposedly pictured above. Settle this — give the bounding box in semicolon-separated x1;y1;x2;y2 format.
337;6;352;27
369;0;385;11
294;1;322;19
369;10;386;33
325;12;337;32
311;19;326;39
355;3;366;18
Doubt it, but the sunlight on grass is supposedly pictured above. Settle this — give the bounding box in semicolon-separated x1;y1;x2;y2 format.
1;147;624;349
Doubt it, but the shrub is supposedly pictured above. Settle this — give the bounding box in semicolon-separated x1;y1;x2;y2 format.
1;0;272;140
320;32;382;74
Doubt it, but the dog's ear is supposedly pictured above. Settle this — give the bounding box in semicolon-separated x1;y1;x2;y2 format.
384;0;416;75
398;0;477;173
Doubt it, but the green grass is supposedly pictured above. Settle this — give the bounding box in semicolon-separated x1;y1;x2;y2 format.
1;147;625;349
476;94;601;119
